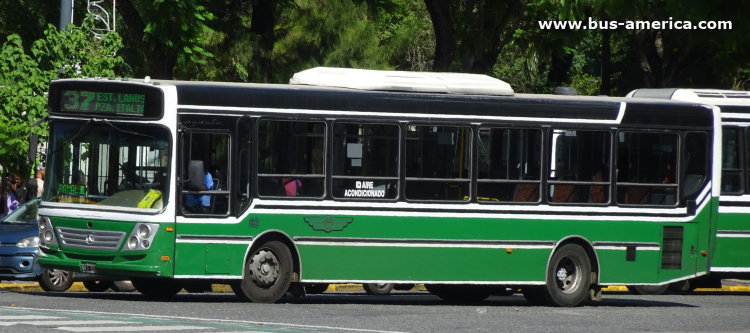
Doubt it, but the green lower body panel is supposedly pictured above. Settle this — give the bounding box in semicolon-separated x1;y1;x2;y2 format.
712;237;750;272
38;245;174;278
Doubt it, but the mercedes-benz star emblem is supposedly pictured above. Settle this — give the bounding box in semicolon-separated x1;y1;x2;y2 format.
86;234;95;245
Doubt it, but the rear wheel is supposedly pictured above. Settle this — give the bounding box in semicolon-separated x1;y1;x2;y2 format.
304;283;330;294
545;244;591;307
238;240;293;303
363;283;394;295
83;281;114;292
131;278;183;299
38;269;74;292
627;285;669;295
667;280;697;292
425;284;490;303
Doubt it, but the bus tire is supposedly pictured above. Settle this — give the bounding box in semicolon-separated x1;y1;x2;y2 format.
305;283;330;294
363;283;394;295
112;281;136;292
545;244;591;307
239;240;293;303
425;284;490;303
83;280;114;292
626;285;669;295
131;278;183;299
38;269;74;292
667;280;696;292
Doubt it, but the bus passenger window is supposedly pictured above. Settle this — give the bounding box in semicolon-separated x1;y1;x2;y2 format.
405;125;471;201
721;127;742;194
477;127;542;203
616;132;678;206
332;123;399;200
257;120;325;198
547;130;611;204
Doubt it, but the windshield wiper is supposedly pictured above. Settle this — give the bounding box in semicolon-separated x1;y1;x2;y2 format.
51;119;95;154
102;119;155;139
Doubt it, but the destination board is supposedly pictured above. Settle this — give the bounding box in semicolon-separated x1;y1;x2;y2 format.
58;183;86;196
61;90;146;116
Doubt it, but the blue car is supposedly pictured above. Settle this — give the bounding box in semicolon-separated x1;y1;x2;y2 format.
0;198;68;290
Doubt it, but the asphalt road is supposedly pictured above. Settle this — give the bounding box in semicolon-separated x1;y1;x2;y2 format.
1;289;750;333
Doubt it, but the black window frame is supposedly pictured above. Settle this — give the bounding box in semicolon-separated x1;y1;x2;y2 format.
614;129;681;207
475;125;544;205
178;129;233;217
681;131;711;200
403;122;473;203
255;117;327;200
330;119;401;202
719;126;744;195
545;127;613;206
235;115;256;216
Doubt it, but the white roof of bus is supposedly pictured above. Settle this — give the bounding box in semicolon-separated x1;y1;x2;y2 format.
289;67;515;96
668;89;750;106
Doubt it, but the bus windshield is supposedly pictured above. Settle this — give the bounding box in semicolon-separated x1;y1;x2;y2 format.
44;121;171;210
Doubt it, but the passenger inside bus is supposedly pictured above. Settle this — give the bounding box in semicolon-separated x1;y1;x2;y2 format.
184;160;213;214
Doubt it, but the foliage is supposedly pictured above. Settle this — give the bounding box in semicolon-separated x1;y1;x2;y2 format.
0;17;123;175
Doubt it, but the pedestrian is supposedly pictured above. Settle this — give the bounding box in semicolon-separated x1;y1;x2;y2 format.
6;179;20;215
28;163;45;199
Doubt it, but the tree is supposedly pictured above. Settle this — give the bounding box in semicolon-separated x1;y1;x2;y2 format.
115;0;213;79
0;17;124;177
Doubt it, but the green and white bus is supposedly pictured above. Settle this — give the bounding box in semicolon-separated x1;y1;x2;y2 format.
38;68;720;307
629;88;750;290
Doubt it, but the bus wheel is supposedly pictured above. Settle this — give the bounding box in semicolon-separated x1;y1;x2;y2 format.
239;240;293;303
131;278;183;299
627;285;669;295
667;280;696;292
83;280;114;292
38;269;74;292
425;284;490;302
363;283;394;295
545;244;591;307
305;283;330;294
112;281;136;292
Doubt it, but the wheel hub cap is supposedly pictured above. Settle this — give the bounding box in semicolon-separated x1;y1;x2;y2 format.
249;249;279;288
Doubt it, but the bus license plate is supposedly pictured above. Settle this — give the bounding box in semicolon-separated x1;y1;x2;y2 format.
81;263;96;273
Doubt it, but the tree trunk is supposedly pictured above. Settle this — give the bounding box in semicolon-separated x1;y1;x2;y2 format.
115;0;175;79
424;0;456;72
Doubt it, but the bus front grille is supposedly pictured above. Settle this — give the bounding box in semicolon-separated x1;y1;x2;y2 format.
57;227;126;251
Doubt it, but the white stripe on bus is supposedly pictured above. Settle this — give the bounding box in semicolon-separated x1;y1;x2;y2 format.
177;102;627;125
710;267;750;272
294;241;554;249
593;246;660;251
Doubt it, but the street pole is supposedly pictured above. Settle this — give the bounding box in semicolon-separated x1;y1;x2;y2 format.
59;0;74;31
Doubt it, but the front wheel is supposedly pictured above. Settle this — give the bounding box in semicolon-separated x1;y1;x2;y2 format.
38;269;74;292
238;240;293;303
83;281;114;292
545;244;591;307
131;278;183;299
363;283;394;295
627;285;669;295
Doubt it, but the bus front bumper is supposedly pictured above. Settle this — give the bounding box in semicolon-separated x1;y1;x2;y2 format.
38;245;173;278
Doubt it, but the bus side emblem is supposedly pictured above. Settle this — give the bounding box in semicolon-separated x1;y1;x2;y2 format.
86;234;95;245
304;216;353;233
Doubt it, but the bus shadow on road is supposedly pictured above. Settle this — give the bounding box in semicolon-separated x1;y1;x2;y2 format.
24;291;697;308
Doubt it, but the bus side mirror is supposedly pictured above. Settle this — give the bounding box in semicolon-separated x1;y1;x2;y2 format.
28;134;39;164
189;160;204;191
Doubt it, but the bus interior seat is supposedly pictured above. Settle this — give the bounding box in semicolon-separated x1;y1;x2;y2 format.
552;184;577;202
513;183;538;202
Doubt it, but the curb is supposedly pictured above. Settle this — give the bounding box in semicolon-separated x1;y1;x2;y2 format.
2;283;749;293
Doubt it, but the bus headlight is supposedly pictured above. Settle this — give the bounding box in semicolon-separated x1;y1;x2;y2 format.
138;224;151;238
44;230;54;242
128;236;139;250
38;216;58;246
38;220;46;231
